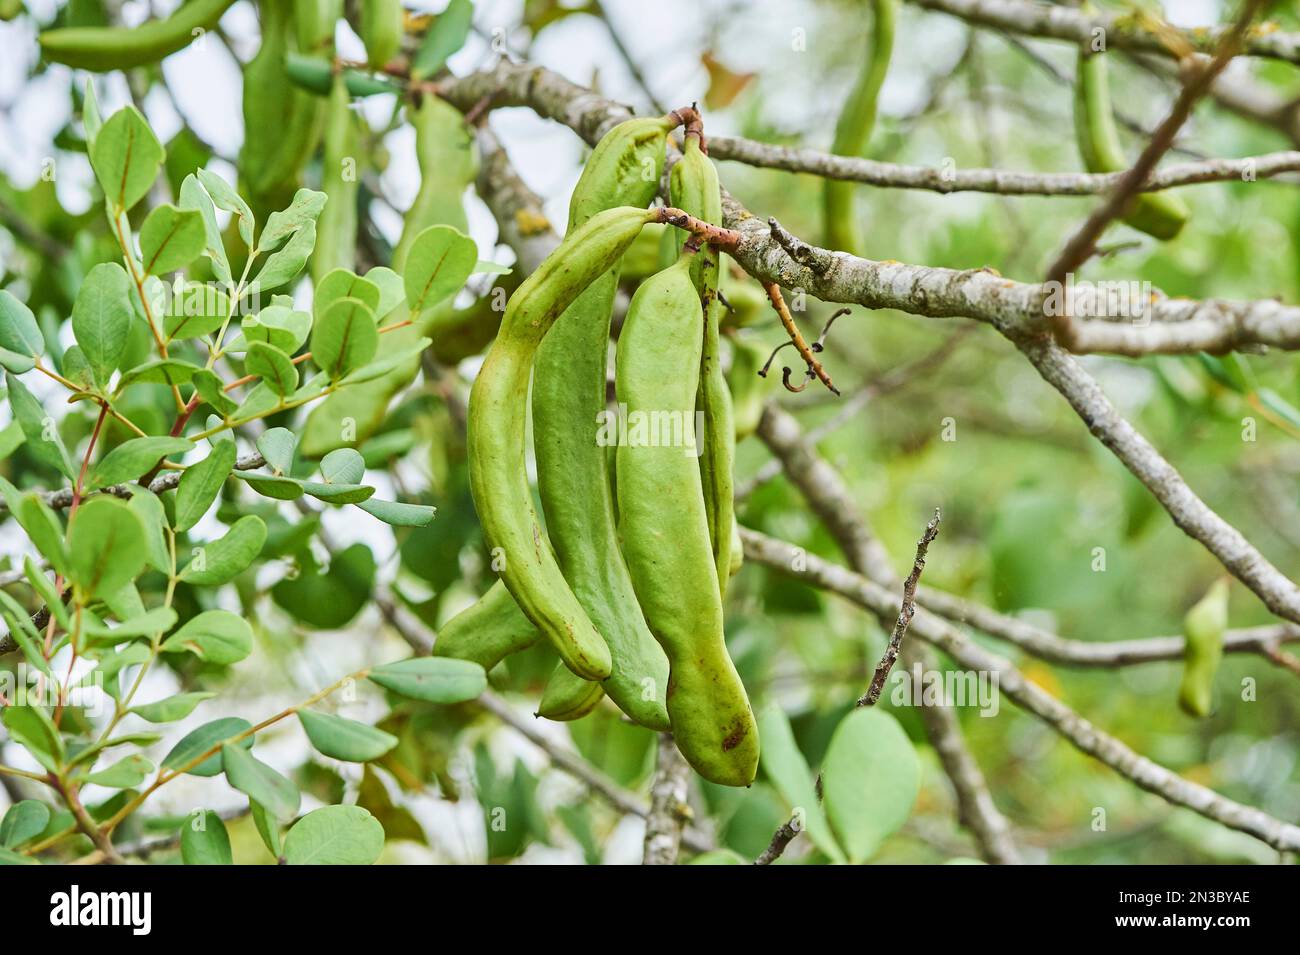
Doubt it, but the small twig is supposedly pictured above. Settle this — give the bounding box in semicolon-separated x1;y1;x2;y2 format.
655;205;740;254
859;509;942;707
763;282;840;396
754;817;802;866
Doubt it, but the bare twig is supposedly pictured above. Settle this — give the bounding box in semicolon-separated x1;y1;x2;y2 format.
860;509;941;706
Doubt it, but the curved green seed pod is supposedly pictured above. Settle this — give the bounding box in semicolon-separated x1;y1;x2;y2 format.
311;74;361;283
669;134;735;596
393;96;476;270
615;252;759;787
39;0;236;70
728;520;743;578
469;205;658;681
294;0;340;53
1178;579;1228;717
727;333;774;441
433;579;539;670
242;1;335;215
821;0;896;254
360;0;403;70
531;116;674;729
300;96;477;457
537;664;606;722
1074;43;1188;241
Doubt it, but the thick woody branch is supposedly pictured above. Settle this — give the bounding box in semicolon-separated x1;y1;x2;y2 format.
907;0;1300;66
642;734;693;865
438;59;1300;356
739;527;1300;854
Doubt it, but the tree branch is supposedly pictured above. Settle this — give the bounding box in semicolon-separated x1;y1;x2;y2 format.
642;733;693;865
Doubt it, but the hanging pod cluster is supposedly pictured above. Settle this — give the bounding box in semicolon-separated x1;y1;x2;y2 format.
440;115;759;786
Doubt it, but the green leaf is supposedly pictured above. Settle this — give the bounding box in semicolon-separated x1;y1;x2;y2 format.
180;515;267;585
0;289;43;373
368;657;486;703
162;717;253;777
83;79;102;145
319;447;364;484
119;357;202;388
231;381;280;421
245;341;299;396
402;225;477;314
2;704;63;773
756;704;846;863
191;369;239;417
474;259;512;275
83;754;153;788
0;848;39;865
71;262;133;387
821;709;919;864
250;801;283;859
139;203;206;275
129;691;217;724
196;168;255;248
174;438;236;532
315;269;380;318
261;188;327;252
356;498;435;526
256;428;298;474
90;106;164;212
126;489;170;573
181;810;233;865
66;496;146;600
3;484;70;575
240;305;311;354
271;543;374;628
239;473;304;500
300;482;374;504
340;337;431;385
1;801;51;849
24;556;68;631
5;371;74;478
84;606;178;645
179;173;231;283
164;282;230;341
409;0;473;80
364;266;405;319
254;220;316;291
161;609;254;665
311;296;378;380
222;743;300;821
298;711;398;763
89;435;193;488
283;805;384;865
